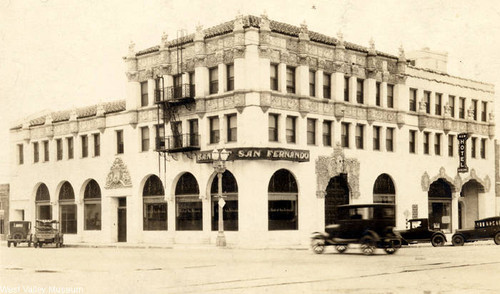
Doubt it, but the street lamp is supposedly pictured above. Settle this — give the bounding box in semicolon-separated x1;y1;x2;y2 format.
212;148;230;247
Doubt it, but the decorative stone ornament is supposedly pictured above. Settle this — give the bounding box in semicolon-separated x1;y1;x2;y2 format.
421;171;430;191
128;41;136;58
105;157;132;189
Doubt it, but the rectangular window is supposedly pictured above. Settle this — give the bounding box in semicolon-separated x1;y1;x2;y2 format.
209;67;218;94
18;144;24;164
43;141;49;162
409;130;416;154
459;97;465;119
387;84;394;108
173;74;182;98
424;91;431;114
356;124;364;149
140;81;148;107
423;132;430;154
209;116;220;144
270;64;278;91
386;128;394;152
268;114;279;142
286;116;297;143
322;120;332;146
286;66;296;94
85;202;102;231
307;118;316;145
56;139;62;160
81;135;88;158
155;124;165;150
189;72;195;97
309;70;316;97
435;93;442;115
344;76;349;102
143;198;167;231
171;122;182;148
472;99;478;120
227;64;234;91
376;82;381;106
141;126;150;152
373;126;380;151
116;130;124;154
67;137;74;159
227;114;237;142
481;101;487;122
471;137;477;158
93;134;100;157
409;88;417;111
341;122;350;148
449;95;455;117
323;73;331;99
188;119;199;147
448;134;454;157
480;138;486;159
434;133;441;155
356;79;364;104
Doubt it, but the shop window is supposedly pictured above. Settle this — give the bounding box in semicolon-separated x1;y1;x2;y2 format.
409;88;417;111
67;137;74;159
373;126;380;151
286;116;296;143
81;135;88;158
227;64;234;91
268;169;298;231
373;174;396;204
84;180;101;231
36;183;51;220
211;170;238;231
141;126;149;152
341;122;350;148
227;114;237;142
307;118;316;145
356;79;364;104
59;182;76;234
116;130;124;154
141;81;148;107
175;173;201;231
143;175;166;231
270;64;278;91
209;116;220;144
323;73;331;99
209;67;218;94
286;66;296;94
355;124;364;149
322;120;332;146
409;130;416;154
93;133;100;157
269;114;279;142
387;84;394;108
309;70;316;97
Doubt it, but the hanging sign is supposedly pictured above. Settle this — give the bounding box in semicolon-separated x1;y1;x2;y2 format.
196;147;310;163
457;133;468;173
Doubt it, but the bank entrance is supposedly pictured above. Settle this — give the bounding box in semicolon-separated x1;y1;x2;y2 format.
324;174;349;226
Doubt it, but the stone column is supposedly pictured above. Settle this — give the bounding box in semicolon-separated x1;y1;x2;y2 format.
380;82;387;108
194;25;207;98
124;41;139;111
278;63;287;94
332;72;344;102
348;77;357;103
365;78;376;106
218;62;226;94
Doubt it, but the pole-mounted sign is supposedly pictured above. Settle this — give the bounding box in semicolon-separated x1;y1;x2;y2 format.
457;133;468;173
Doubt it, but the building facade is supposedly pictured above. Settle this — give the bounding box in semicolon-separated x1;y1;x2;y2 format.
9;15;496;246
0;184;9;240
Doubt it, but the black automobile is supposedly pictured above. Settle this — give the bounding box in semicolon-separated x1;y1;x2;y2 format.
7;221;33;247
311;204;402;255
451;216;500;246
398;218;447;247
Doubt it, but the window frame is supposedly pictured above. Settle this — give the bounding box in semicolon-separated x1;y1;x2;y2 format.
141;126;150;152
323;73;331;99
81;135;88;158
409;130;416;154
434;133;441;155
18;144;24;165
435;93;442;115
355;124;364;149
386;128;394;152
322;120;332;146
307;118;316;145
209;116;220;144
269;114;279;142
93;133;100;157
286;66;296;94
67;137;74;160
286;116;297;144
387;84;394;108
209;67;219;95
341;122;350;148
373;126;380;151
116;130;124;154
56;139;63;160
309;70;316;97
227;114;237;142
226;64;234;91
270;64;279;91
409;88;417;112
140;81;148;107
356;78;364;104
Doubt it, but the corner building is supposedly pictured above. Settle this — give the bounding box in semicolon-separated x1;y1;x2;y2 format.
9;15;496;246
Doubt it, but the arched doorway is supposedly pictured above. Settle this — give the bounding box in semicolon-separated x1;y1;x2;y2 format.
268;169;298;230
460;180;484;229
175;173;201;231
59;182;77;234
143;175;167;231
84;180;101;231
428;178;452;233
373;174;396;204
210;170;238;231
325;174;349;225
35;184;51;220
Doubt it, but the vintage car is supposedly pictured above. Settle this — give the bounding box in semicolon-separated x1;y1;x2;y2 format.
33;220;64;248
311;204;402;255
398;218;447;247
7;221;33;247
451;216;500;246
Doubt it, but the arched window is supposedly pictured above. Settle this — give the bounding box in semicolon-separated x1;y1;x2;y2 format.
175;173;201;231
59;182;77;234
373;174;396;204
268;169;298;230
210;170;238;231
35;184;52;220
143;175;167;231
325;174;350;225
84;180;101;231
428;178;453;233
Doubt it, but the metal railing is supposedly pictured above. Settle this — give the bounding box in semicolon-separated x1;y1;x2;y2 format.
156;134;200;152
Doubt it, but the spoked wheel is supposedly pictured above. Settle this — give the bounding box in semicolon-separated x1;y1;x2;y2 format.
335;244;348;253
384;241;399;255
494;232;500;245
311;240;326;254
360;236;376;256
452;235;465;246
431;234;446;247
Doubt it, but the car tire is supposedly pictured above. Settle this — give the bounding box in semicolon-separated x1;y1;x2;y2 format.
311;239;325;254
360;235;376;256
13;242;17;247
39;243;43;248
494;232;500;245
7;242;11;248
28;242;31;247
431;234;445;247
335;245;348;253
452;235;465;246
34;242;38;248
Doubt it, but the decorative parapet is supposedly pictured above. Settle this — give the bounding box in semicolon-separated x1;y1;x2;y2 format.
69;110;78;135
22;121;31;142
44;115;54;139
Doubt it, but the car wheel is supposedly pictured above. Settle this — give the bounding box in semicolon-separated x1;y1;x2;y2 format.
34;242;38;248
39;243;43;248
431;234;445;247
311;240;325;254
452;235;465;246
335;245;348;253
494;232;500;245
384;240;399;255
28;242;32;247
13;242;17;247
7;242;11;248
360;236;376;256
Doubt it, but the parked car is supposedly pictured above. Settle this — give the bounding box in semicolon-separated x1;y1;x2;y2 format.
33;220;64;248
7;221;33;247
398;218;447;247
451;216;500;246
311;204;402;255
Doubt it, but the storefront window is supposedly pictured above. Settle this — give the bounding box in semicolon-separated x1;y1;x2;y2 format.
36;183;52;220
373;173;396;204
84;180;101;231
143;175;167;231
428;178;453;233
59;181;77;234
211;170;238;231
268;169;298;230
175;173;202;231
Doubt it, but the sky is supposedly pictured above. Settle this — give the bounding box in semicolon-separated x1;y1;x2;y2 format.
0;0;499;183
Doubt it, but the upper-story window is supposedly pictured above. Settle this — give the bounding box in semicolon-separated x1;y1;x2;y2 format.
81;135;88;158
209;116;220;144
227;114;237;142
43;141;49;162
356;79;364;104
481;101;487;122
448;134;454;157
116;130;124;154
56;139;63;160
434;133;441;155
209;67;218;94
341;122;350;148
269;114;279;142
459;97;465;119
307;118;316;145
480;138;486;159
471;137;477;158
141;81;148;107
286;66;296;94
270;64;278;91
386;128;394;152
376;82;381;106
93;133;100;157
448;96;455;118
67;137;74;159
344;76;349;102
322;120;332;146
423;132;430;154
33;142;39;163
472;99;478;120
173;74;182;98
141;126;149;152
323;73;331;99
286;116;297;143
435;93;442;115
18;144;24;165
189;119;199;147
373;126;380;151
387;84;394;108
424;91;431;114
409;130;416;154
409;88;417;112
189;72;196;97
309;70;316;97
355;124;364;149
227;64;234;91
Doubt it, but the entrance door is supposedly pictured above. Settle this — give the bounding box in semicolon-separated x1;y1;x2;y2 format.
117;198;127;242
325;174;350;226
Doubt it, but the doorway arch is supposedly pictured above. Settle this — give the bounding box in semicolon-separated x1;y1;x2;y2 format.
373;174;396;204
460;179;484;229
175;172;201;231
210;170;238;231
35;183;52;220
428;178;453;233
325;174;350;225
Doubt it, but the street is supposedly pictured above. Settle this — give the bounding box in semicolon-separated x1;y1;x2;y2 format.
1;242;499;294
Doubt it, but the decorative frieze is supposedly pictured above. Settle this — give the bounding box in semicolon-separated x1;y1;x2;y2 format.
138;109;157;123
137;54;160;71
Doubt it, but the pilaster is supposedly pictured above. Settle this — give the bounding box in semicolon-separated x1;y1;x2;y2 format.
332;72;344;102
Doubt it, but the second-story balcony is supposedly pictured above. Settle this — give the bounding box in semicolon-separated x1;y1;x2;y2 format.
155;133;200;153
155;84;195;106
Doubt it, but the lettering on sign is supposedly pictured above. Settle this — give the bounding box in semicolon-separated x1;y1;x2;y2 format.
196;147;310;163
412;204;418;219
457;133;468;173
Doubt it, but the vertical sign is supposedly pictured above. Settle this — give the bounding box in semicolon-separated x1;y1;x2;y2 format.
457;133;468;173
412;204;418;219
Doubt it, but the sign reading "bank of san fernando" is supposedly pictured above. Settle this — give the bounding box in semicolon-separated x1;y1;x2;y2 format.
196;147;310;163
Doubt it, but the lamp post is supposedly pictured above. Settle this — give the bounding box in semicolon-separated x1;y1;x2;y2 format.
212;148;230;247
